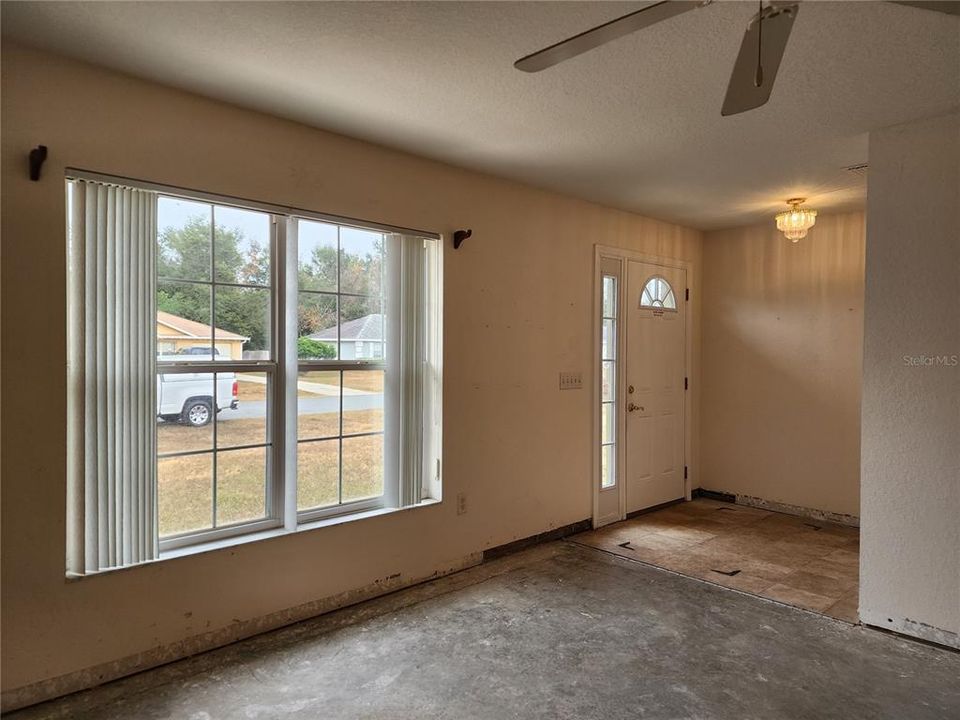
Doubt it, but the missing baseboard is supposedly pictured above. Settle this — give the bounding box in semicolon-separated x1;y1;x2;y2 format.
0;552;483;713
482;519;591;561
692;488;736;504
695;488;859;527
625;498;686;520
862;621;960;654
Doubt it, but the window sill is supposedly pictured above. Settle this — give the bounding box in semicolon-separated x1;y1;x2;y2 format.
164;499;441;560
66;498;441;580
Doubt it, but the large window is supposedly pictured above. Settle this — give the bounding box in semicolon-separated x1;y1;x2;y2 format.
66;172;442;572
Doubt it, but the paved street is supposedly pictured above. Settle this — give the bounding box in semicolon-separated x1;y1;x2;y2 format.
227;394;383;421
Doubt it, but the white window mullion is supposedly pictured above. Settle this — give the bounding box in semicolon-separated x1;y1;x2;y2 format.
282;217;299;530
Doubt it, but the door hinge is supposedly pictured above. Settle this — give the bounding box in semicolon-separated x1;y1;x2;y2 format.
684;465;688;479
684;376;688;390
685;288;689;301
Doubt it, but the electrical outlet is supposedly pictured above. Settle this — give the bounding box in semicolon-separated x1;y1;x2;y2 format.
456;492;467;515
559;371;583;390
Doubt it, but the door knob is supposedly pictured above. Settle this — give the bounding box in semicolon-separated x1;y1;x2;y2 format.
628;403;644;412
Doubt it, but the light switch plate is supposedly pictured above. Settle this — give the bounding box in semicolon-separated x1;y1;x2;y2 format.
559;371;583;390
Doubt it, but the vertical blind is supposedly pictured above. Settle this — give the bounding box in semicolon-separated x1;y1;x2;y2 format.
68;180;158;572
392;234;426;507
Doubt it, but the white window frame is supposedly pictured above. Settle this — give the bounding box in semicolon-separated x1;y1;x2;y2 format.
287;217;391;525
67;169;443;566
639;274;678;311
599;273;619;491
154;199;282;552
593;254;626;529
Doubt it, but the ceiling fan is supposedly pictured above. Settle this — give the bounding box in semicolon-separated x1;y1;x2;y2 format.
514;1;960;117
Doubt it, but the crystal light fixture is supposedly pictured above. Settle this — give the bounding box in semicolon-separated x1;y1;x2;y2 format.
775;198;817;242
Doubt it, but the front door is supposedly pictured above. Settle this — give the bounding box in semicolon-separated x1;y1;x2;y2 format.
625;261;686;514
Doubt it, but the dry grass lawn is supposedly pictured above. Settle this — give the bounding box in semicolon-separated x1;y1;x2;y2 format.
158;376;383;537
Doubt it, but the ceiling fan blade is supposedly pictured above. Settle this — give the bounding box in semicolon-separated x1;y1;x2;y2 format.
888;1;960;15
515;1;703;73
721;3;799;117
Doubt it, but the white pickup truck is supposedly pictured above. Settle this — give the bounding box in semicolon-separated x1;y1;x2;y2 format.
157;355;239;426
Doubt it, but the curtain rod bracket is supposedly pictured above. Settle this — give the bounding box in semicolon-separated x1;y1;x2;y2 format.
453;229;472;250
29;145;48;181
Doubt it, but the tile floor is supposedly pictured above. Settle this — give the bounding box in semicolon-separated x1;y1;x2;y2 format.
571;497;860;621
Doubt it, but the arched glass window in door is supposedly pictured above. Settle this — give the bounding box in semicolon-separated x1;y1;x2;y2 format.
640;275;677;310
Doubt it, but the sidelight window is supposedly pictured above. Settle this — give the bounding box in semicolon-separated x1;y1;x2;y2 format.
600;274;618;489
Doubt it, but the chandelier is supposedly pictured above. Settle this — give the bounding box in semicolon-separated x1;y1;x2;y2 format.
775;198;817;242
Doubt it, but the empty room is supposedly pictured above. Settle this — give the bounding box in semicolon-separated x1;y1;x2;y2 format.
1;1;957;718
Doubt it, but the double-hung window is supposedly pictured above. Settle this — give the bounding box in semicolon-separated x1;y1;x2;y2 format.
294;220;388;519
66;172;442;573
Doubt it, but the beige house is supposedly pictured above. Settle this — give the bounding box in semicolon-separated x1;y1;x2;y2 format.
156;310;248;359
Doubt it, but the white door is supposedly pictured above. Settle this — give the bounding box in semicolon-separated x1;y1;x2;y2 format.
625;261;686;514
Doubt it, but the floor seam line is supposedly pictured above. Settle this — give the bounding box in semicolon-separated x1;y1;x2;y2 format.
564;538;858;626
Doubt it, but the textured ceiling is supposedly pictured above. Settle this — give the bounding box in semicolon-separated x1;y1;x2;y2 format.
3;1;958;230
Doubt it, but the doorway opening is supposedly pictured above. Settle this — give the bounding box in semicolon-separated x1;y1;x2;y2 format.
590;247;859;624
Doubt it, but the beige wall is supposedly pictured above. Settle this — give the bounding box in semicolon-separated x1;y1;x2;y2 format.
156;323;244;360
860;112;959;648
701;212;865;518
0;43;702;702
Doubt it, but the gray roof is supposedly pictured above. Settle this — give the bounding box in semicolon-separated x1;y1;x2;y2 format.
310;313;383;342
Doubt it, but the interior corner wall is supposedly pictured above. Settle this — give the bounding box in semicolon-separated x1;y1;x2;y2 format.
0;43;703;707
860;111;959;648
700;211;865;519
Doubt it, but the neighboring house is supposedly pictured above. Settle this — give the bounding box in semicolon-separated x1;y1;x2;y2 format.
156;310;249;360
309;313;384;360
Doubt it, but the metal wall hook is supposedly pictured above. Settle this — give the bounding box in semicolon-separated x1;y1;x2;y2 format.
29;145;48;181
453;229;472;250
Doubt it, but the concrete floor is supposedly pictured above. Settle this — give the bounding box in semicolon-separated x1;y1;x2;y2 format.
9;542;959;720
575;498;860;621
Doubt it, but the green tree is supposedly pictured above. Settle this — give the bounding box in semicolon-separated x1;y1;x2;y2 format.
296;238;384;337
157;215;271;350
297;336;336;360
157;216;212;280
157;216;384;352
